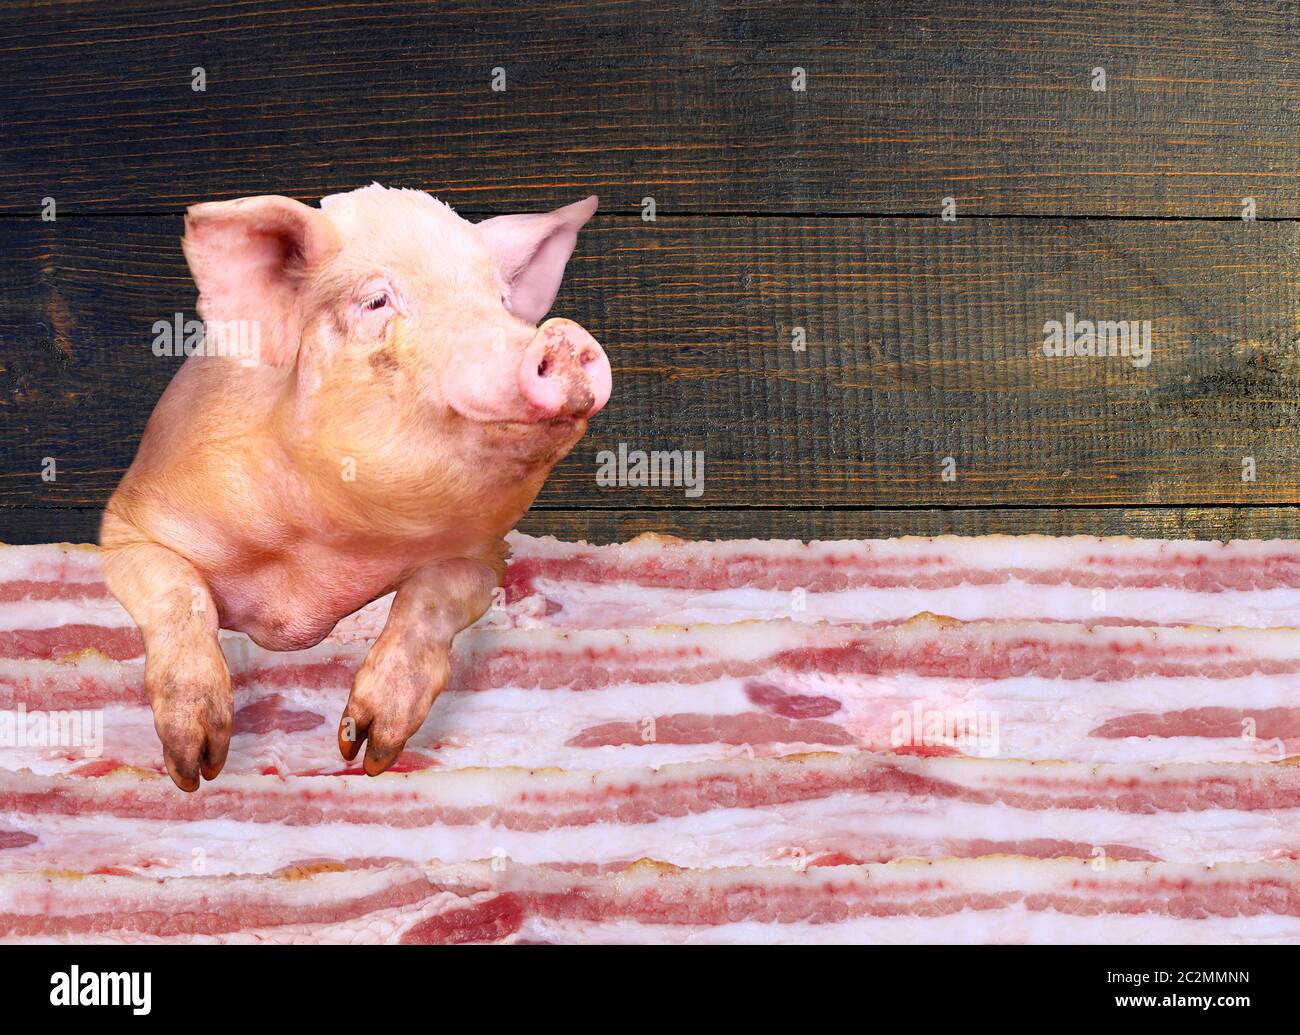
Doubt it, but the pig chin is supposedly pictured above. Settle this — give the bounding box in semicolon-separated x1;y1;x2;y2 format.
473;410;588;460
445;394;587;461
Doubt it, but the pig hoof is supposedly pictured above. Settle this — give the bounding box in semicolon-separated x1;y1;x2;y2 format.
338;645;450;776
338;711;410;776
154;699;232;791
146;644;232;792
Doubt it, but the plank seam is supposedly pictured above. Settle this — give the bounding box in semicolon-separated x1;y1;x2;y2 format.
3;212;1300;224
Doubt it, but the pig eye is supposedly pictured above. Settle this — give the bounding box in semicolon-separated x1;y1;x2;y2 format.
364;292;390;311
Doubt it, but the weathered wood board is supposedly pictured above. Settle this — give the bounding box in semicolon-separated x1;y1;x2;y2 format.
2;215;1297;514
0;1;1296;216
4;505;1297;547
1;0;1298;543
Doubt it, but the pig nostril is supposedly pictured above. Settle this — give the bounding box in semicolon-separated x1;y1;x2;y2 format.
537;357;550;378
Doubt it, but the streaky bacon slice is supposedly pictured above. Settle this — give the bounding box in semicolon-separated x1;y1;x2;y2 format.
0;543;104;599
8;616;1300;772
449;615;1300;689
444;617;1300;764
5;753;1300;878
9;533;1300;664
6;857;1300;944
0;638;362;711
499;532;1300;629
8;534;1300;943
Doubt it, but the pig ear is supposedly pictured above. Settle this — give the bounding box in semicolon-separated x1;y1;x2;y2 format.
181;195;339;367
478;196;598;323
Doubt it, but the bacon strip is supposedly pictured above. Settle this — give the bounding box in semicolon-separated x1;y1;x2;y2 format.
452;615;1300;687
7;616;1300;773
0;639;360;711
7;534;1300;943
6;857;1300;944
4;753;1300;877
502;532;1300;628
9;533;1300;664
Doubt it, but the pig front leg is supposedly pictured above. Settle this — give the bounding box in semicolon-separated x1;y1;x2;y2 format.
338;558;498;775
100;539;231;792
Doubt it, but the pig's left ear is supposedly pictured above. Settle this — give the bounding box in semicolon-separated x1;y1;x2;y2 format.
478;196;598;323
181;195;340;367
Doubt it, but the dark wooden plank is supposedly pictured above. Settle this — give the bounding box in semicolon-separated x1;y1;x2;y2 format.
1;0;1297;215
0;508;103;545
4;214;1299;508
518;506;1300;543
4;505;1298;546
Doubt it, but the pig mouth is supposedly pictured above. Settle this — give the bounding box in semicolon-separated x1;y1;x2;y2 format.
492;414;588;435
447;400;586;428
471;415;588;466
454;407;589;439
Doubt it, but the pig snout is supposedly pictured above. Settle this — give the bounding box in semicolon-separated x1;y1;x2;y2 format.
518;319;611;419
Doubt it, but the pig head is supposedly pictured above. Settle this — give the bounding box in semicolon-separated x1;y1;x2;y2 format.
99;184;610;790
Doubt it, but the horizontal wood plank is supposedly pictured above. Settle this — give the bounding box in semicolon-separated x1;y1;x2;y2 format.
4;505;1298;546
0;0;1297;215
519;506;1300;543
3;214;1299;508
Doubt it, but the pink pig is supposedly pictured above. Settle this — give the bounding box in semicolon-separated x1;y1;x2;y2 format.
100;184;610;790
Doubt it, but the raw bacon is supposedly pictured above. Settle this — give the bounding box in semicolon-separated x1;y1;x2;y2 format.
9;533;1300;664
6;616;1300;773
5;533;1300;943
6;857;1300;944
501;533;1300;629
5;754;1300;878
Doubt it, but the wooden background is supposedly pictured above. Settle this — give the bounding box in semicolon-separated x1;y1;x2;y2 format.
1;0;1299;544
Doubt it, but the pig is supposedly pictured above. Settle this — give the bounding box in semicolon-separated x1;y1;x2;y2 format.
99;184;611;790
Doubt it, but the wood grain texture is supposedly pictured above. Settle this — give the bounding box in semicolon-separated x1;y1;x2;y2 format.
2;213;1298;508
1;0;1297;215
2;0;1299;546
522;505;1300;543
4;505;1298;546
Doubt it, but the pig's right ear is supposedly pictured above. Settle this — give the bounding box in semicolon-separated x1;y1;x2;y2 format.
181;195;340;367
478;196;598;324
